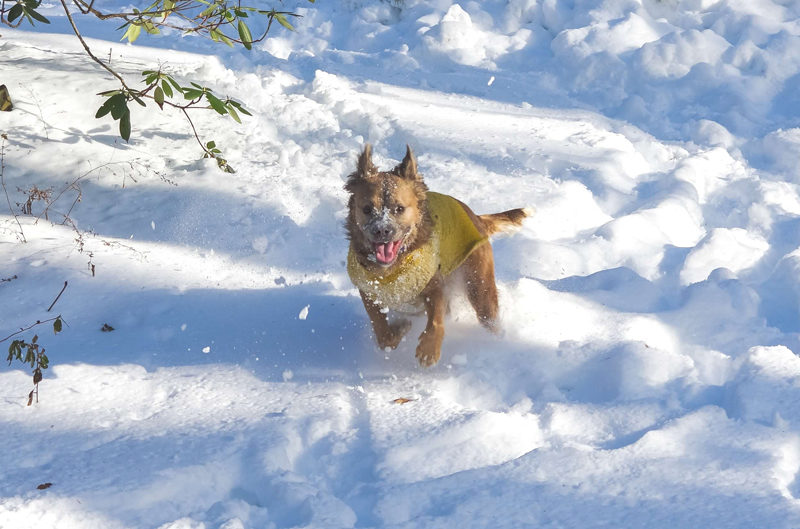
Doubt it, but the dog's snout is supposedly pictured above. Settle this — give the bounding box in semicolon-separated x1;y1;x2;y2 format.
371;226;393;238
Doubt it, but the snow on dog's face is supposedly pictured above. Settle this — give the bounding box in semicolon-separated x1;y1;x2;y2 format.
345;144;430;267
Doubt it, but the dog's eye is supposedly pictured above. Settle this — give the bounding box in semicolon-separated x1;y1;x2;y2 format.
395;205;405;214
362;205;373;215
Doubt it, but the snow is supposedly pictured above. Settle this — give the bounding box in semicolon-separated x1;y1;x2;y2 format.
3;0;800;527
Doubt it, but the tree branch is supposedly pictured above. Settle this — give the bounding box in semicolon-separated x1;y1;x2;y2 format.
1;316;62;344
59;0;132;89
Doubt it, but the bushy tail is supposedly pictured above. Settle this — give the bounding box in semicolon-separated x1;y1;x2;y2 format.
479;207;534;237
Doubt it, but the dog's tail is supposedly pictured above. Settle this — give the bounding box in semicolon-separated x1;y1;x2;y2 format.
479;207;534;237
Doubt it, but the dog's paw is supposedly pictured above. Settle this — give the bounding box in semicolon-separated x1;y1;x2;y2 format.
377;319;411;350
480;316;500;335
415;331;442;367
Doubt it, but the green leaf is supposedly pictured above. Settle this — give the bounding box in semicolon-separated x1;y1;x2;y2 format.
95;98;115;119
130;92;146;107
165;76;183;94
26;7;49;24
7;341;19;363
183;88;203;100
8;4;23;23
161;79;173;98
226;103;241;123
143;21;160;34
206;93;227;115
53;317;62;334
24;347;34;366
108;94;127;120
154;86;164;109
275;13;294;31
230;100;252;116
209;28;233;47
206;140;216;149
121;23;142;43
40;355;49;369
119;108;131;142
238;19;252;50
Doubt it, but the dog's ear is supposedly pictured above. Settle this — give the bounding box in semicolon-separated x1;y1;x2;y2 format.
396;145;420;181
357;143;377;177
345;144;377;194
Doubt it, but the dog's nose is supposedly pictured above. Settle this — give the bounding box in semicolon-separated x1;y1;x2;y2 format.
371;226;394;239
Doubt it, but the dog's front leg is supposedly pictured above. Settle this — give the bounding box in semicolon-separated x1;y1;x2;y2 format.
416;273;445;367
359;290;411;350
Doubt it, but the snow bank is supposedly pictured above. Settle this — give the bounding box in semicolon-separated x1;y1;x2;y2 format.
3;0;800;527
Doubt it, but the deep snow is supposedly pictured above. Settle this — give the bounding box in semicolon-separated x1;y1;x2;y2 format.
3;0;800;527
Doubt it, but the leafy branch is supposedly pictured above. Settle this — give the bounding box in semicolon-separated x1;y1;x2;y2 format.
3;316;63;406
1;0;313;172
95;70;251;172
0;0;49;27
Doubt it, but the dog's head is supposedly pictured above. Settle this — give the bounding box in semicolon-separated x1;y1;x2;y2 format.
345;144;430;267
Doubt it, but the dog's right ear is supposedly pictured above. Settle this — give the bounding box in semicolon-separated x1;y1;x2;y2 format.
357;144;377;177
345;144;376;193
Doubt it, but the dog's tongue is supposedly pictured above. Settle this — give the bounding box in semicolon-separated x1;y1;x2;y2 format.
375;240;402;264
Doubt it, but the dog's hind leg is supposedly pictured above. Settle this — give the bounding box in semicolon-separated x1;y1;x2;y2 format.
462;242;499;333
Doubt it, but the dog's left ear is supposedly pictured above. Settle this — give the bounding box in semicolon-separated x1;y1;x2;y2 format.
396;145;420;181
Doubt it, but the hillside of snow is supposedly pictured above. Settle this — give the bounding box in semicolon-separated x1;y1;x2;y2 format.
3;1;800;527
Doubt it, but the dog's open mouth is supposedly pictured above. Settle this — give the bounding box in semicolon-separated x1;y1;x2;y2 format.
374;240;403;265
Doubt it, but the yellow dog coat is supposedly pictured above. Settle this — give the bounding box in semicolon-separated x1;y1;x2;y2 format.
347;192;487;310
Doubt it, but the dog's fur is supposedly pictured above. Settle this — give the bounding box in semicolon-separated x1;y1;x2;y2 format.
345;144;531;366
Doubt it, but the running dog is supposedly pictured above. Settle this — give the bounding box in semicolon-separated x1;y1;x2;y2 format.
345;144;532;366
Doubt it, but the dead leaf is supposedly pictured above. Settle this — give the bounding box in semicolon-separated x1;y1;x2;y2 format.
392;397;414;405
36;483;52;490
0;85;13;112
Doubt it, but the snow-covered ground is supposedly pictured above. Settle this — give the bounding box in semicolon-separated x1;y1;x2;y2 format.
3;0;800;527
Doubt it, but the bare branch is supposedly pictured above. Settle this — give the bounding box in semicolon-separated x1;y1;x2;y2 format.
1;316;62;344
0;134;26;242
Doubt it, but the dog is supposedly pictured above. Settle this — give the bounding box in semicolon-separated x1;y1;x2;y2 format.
345;144;532;366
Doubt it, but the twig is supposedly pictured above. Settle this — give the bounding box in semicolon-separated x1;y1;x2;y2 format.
47;281;68;312
181;107;210;154
59;0;132;89
21;84;50;140
0;133;26;242
35;160;118;225
0;316;62;344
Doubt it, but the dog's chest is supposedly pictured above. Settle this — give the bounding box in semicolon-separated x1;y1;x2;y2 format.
347;192;488;311
347;236;438;311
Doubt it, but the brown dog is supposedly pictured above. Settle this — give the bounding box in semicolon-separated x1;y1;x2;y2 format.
345;144;532;366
